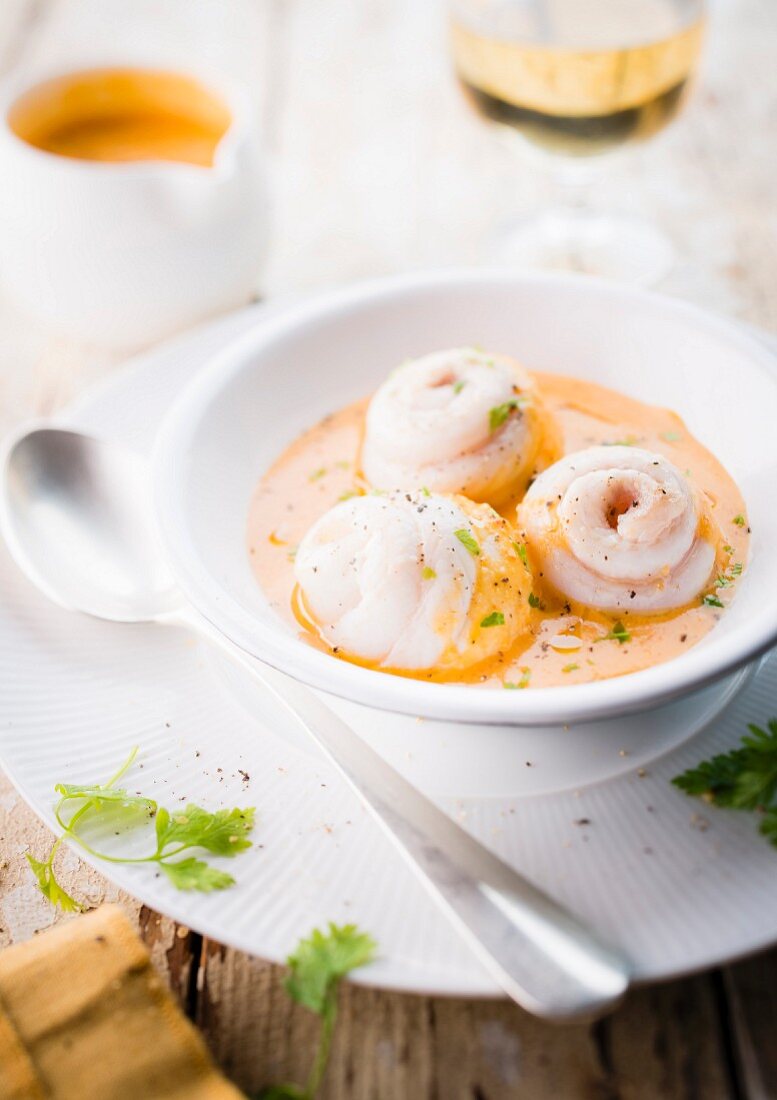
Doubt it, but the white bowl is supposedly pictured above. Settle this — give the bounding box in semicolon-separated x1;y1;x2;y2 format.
152;271;777;725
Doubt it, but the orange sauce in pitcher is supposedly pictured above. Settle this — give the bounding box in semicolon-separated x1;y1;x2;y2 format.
8;68;231;166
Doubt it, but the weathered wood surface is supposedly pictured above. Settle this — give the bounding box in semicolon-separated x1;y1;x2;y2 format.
0;1;776;1097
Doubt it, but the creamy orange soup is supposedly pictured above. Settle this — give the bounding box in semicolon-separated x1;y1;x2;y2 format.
9;68;231;166
248;373;748;689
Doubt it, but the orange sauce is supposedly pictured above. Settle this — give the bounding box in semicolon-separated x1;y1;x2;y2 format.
8;68;231;166
247;373;749;689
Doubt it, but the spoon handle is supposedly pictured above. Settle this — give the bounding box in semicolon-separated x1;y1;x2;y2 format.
184;613;631;1020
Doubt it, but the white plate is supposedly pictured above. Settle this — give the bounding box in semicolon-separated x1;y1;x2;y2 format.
152;272;777;725
1;295;776;994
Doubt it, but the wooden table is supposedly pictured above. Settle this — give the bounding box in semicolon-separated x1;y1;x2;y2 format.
0;1;775;1096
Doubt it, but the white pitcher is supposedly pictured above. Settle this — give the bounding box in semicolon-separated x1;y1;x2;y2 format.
0;66;268;348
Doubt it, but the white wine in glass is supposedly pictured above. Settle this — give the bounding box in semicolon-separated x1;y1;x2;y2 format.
450;0;706;282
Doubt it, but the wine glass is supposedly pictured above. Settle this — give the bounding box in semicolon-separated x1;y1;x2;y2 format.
449;0;706;284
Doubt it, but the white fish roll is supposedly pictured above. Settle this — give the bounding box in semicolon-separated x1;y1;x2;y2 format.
294;490;528;672
518;446;716;613
361;348;552;506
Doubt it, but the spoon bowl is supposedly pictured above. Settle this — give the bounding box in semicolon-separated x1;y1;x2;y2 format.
1;427;181;622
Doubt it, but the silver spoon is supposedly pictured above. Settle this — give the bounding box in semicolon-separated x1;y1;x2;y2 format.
0;425;631;1020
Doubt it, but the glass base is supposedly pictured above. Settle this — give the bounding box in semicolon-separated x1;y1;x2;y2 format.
491;208;674;286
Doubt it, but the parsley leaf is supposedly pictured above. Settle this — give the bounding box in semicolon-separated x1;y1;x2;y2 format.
480;611;505;628
266;923;377;1099
155;805;255;858
596;621;631;645
452;379;466;394
528;593;542;609
25;853;83;912
159;858;236;893
733;514;746;526
28;747;255;911
673;719;777;811
454;529;480;556
759;808;777;847
286;923;377;1015
54;783;155;813
421;566;436;580
703;594;724;608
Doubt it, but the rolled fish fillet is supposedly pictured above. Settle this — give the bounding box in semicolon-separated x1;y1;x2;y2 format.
518;446;716;613
294;490;528;672
361;347;550;506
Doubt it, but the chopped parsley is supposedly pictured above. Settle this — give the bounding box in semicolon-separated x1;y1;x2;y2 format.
514;542;529;568
454;528;480;556
716;562;742;588
528;592;542;610
422;566;437;580
733;514;746;526
338;490;358;502
660;430;683;443
596;621;631;645
703;594;725;608
504;668;531;690
309;467;327;482
452;379;466;394
480;611;505;628
562;663;580;673
489;400;521;433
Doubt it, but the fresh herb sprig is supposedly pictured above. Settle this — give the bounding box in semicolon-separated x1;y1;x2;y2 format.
258;923;377;1099
672;718;777;847
26;747;255;909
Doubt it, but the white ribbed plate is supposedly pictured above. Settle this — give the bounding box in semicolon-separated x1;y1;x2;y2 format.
1;301;776;994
